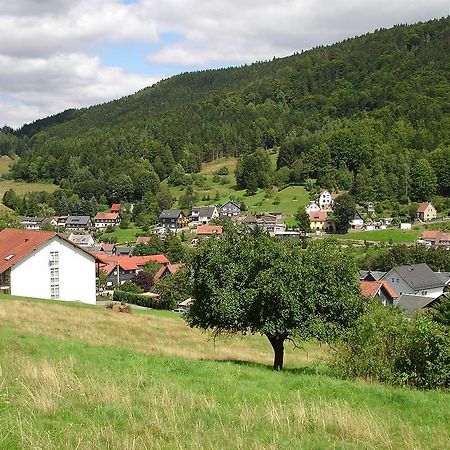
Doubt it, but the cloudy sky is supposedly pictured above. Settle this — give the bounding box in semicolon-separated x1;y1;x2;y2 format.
0;0;448;128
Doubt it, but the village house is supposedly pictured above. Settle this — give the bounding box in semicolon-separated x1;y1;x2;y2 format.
417;202;437;222
220;200;241;217
154;263;183;282
68;233;95;248
0;228;99;304
382;263;445;299
366;202;375;214
94;212;121;230
349;211;365;230
19;216;56;230
318;190;333;210
309;211;328;231
196;225;223;237
305;201;320;214
110;203;121;213
65;216;92;231
97;254;170;288
190;206;219;224
360;270;386;282
159;210;186;230
360;279;398;306
419;230;450;248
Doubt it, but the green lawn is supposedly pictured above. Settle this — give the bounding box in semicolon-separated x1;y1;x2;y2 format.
0;155;15;175
96;225;143;244
337;229;422;243
0;296;448;449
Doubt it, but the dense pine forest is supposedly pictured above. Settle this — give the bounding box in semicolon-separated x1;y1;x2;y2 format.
1;17;450;221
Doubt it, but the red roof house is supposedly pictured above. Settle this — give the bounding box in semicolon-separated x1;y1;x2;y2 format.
111;203;121;213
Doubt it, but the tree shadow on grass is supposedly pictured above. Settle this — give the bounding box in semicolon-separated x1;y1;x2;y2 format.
213;358;327;376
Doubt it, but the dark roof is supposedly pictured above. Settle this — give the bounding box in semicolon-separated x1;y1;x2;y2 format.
391;264;444;291
159;209;183;219
221;200;241;209
191;206;216;218
435;272;450;285
360;270;386;281
395;294;437;312
65;216;91;226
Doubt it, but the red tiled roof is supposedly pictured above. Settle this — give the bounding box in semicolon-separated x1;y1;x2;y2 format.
309;211;328;222
380;280;398;299
421;230;439;240
196;225;223;235
417;202;430;213
0;228;100;273
154;263;183;281
95;254;170;275
111;203;121;212
360;280;382;298
95;213;119;221
360;280;397;300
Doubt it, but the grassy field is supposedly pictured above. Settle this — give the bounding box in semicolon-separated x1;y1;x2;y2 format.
171;156;310;217
96;225;143;244
0;296;449;449
0;179;58;198
337;229;422;243
0;155;15;175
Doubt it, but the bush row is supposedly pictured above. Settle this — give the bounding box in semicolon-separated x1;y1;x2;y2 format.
113;290;169;310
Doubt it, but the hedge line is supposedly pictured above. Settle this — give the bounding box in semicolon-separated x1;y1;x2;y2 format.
113;290;169;309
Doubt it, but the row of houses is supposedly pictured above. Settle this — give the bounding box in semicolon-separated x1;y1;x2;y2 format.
359;263;449;312
159;200;242;230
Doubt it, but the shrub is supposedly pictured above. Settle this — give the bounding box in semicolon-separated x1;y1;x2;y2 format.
113;290;168;309
119;281;144;294
332;303;450;389
216;166;229;175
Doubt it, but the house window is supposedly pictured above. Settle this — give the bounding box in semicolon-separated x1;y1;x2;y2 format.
49;251;59;267
51;285;60;299
49;251;60;299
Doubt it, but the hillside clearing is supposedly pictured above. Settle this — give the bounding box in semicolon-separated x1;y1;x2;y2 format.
0;179;58;198
0;155;14;175
0;296;449;449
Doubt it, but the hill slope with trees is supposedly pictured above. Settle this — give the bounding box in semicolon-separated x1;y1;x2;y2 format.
3;17;450;220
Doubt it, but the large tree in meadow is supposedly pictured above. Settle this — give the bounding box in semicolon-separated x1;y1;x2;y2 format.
186;229;363;370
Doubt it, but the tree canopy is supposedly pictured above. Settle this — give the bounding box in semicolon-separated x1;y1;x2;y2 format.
186;229;363;370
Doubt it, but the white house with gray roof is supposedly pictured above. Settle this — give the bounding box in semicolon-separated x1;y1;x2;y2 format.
220;200;241;217
190;206;219;224
382;263;445;299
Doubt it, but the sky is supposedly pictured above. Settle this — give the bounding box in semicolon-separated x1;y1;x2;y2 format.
0;0;449;128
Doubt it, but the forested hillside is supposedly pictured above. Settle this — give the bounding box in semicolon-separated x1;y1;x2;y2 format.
2;17;450;221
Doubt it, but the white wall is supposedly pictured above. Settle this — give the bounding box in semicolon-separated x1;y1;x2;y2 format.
10;237;96;304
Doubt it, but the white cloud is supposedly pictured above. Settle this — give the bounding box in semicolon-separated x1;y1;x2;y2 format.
0;0;449;128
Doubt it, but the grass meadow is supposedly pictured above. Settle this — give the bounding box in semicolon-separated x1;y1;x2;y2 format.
337;229;422;243
170;156;310;218
1;295;449;449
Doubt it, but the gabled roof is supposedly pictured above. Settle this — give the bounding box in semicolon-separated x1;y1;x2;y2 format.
154;263;183;281
353;210;365;221
0;228;98;273
309;211;328;222
417;202;433;213
360;270;386;281
359;280;397;300
435;272;450;285
395;294;438;312
197;225;223;235
221;200;241;209
159;209;183;219
95;213;119;221
243;214;258;223
421;230;439;240
389;264;445;291
191;206;217;218
111;203;121;212
68;234;93;245
65;216;91;226
95;254;170;275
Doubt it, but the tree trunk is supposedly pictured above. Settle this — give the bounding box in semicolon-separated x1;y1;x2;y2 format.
267;334;286;371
